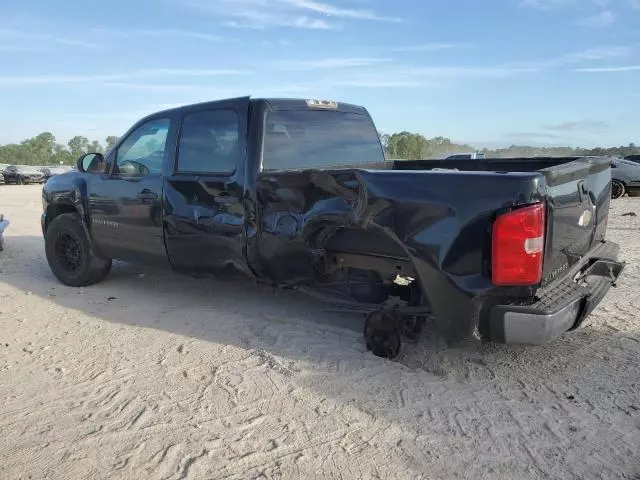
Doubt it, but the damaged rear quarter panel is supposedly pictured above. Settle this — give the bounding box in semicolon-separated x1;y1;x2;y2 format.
256;167;545;339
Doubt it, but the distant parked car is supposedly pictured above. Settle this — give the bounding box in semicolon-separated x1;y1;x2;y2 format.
611;158;640;199
2;165;45;184
38;166;73;181
0;163;8;181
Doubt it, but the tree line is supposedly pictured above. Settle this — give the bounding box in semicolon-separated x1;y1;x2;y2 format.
1;130;638;167
0;132;119;166
380;131;640;159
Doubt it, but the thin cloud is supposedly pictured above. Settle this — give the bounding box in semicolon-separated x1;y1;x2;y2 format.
224;14;337;30
137;28;230;42
393;66;537;78
520;0;607;9
327;78;425;88
505;132;563;140
564;45;632;60
98;82;219;92
509;45;633;69
544;119;610;131
576;11;617;27
575;65;640;71
520;0;569;8
89;27;236;42
279;58;536;77
0;28;104;49
0;69;251;86
392;43;469;52
279;0;403;22
276;57;393;69
182;0;401;30
0;45;47;52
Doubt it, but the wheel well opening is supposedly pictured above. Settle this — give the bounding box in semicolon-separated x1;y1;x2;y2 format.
45;204;77;232
321;251;430;309
319;228;430;307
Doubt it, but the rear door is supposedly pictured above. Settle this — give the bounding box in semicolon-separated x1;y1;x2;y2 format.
539;157;611;285
163;98;251;275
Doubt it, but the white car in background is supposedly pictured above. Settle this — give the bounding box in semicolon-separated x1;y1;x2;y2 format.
611;157;640;199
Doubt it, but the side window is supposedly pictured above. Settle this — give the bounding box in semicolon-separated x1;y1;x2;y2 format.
177;109;240;174
114;117;170;177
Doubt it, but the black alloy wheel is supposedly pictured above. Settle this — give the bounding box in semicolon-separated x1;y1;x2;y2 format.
53;232;83;273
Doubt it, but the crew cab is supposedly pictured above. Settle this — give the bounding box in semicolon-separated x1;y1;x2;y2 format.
41;97;625;358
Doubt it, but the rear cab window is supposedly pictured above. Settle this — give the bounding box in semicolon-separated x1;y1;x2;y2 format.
261;108;385;171
177;109;240;174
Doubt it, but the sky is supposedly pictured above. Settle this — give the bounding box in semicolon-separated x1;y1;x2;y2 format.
0;0;639;148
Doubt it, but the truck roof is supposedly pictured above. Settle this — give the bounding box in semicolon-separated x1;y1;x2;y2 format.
261;98;368;114
148;97;368;119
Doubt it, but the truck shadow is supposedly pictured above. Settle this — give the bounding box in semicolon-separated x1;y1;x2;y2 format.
2;235;638;386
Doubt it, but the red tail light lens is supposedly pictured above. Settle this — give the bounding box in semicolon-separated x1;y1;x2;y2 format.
492;203;546;286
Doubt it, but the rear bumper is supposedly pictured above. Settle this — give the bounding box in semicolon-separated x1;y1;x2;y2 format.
489;241;624;345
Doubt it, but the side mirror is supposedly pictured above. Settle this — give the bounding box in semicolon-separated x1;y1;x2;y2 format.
77;153;105;173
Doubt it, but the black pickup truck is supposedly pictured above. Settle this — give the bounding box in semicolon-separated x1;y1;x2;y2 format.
41;97;625;358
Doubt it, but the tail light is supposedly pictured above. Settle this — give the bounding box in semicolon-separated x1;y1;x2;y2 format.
492;202;546;286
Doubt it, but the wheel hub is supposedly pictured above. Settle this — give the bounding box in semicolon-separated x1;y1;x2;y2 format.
54;232;83;272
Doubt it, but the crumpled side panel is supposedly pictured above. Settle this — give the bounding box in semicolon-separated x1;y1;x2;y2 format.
254;168;544;341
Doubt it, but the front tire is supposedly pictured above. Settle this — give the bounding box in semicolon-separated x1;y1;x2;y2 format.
611;180;625;199
45;213;112;287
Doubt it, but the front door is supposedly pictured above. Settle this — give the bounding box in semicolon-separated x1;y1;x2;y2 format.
88;116;175;264
163;100;250;275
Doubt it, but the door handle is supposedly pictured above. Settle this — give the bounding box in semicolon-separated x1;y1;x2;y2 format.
193;206;213;226
196;216;214;226
137;190;158;201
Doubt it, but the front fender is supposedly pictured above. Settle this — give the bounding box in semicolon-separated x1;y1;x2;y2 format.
42;173;105;257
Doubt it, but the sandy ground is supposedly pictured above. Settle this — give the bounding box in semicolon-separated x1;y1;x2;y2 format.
0;185;639;480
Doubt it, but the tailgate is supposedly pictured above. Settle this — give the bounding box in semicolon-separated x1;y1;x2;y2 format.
540;157;612;286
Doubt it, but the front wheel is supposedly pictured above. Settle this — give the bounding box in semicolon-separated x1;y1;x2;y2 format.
611;180;625;199
45;212;112;287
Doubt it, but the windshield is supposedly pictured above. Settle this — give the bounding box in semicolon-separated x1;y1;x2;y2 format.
262;110;385;170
